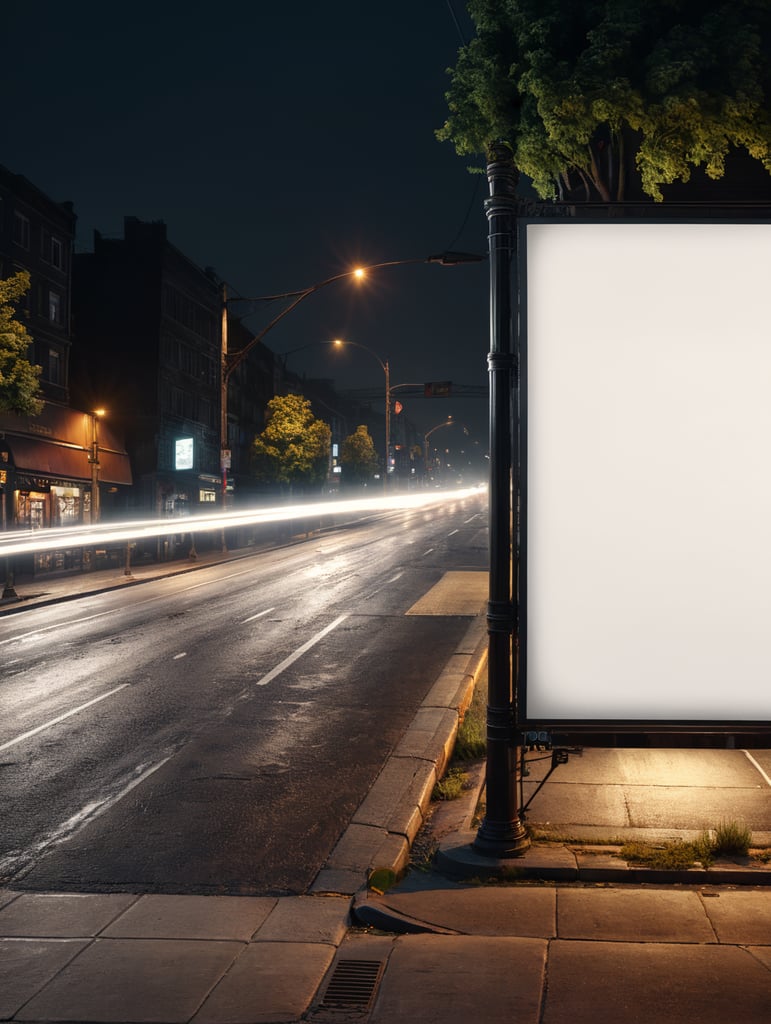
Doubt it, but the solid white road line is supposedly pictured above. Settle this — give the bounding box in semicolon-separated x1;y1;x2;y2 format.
0;683;130;753
255;614;348;687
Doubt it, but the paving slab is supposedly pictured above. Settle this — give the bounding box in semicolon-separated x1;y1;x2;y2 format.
191;941;336;1024
700;888;771;944
369;934;547;1024
542;941;771;1024
15;937;243;1023
0;891;138;937
0;938;88;1019
102;894;277;940
524;781;631;831
556;888;716;943
625;786;771;830
362;886;556;937
253;895;350;944
750;945;771;970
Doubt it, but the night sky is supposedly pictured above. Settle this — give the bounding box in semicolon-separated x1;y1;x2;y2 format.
6;1;491;442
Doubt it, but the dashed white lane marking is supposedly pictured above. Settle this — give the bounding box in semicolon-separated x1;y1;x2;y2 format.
242;606;276;624
0;754;174;880
0;684;130;753
173;652;187;660
255;614;348;687
743;749;771;787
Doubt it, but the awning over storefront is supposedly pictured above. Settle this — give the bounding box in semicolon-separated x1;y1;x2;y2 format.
2;436;132;485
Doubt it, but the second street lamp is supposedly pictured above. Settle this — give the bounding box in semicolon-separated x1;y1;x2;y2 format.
424;416;454;474
332;339;390;489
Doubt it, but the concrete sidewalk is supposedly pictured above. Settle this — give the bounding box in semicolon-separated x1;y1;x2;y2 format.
1;551;770;1022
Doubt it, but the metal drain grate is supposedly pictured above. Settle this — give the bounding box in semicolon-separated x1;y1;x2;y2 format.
321;959;384;1009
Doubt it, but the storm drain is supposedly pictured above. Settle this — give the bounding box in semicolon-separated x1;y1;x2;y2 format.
320;959;385;1010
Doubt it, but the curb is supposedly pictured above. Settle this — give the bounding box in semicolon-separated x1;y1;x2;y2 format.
312;616;489;897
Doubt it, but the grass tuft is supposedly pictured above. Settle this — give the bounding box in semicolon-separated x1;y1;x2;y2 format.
432;765;468;801
453;680;487;761
619;820;754;870
712;819;753;856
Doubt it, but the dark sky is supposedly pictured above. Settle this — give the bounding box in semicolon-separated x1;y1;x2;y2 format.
6;0;491;441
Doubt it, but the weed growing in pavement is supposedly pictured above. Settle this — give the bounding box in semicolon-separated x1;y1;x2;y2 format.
430;683;487;801
712;819;753;856
432;765;468;801
619;820;755;870
619;839;709;870
452;680;487;761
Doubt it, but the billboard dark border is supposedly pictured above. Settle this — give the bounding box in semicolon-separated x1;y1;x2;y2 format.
516;218;771;734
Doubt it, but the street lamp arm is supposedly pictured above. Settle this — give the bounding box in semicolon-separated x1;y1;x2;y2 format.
334;338;387;375
222;251;486;377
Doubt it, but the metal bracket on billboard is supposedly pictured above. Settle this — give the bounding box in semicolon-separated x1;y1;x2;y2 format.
518;733;583;817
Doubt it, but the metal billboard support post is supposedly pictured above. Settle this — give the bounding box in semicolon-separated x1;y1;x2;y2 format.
473;146;530;857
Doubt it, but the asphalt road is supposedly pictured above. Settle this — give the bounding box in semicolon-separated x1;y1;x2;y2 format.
0;494;487;895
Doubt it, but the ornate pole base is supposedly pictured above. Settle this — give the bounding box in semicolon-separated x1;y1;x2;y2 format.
473;817;530;858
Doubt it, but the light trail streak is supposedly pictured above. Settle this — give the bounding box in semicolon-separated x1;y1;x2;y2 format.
0;487;485;558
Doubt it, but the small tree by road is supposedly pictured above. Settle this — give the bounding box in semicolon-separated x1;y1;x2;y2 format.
252;393;331;494
438;0;771;201
0;271;43;415
340;425;379;486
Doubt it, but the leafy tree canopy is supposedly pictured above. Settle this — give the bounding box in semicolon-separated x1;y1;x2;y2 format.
341;425;379;484
0;271;43;415
252;393;331;489
438;0;771;200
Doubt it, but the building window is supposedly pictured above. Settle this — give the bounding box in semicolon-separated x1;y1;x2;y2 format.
199;489;216;503
47;349;61;384
13;212;30;249
49;290;62;324
50;236;64;269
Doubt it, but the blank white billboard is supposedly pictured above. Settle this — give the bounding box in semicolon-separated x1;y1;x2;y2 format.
521;220;771;725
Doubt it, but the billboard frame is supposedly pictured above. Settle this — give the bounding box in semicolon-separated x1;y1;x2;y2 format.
516;216;771;735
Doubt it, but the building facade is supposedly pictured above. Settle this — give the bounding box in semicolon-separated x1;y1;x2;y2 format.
0;166;132;576
0;164;76;405
72;218;224;518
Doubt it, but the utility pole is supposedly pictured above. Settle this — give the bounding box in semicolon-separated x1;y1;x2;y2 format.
220;283;230;508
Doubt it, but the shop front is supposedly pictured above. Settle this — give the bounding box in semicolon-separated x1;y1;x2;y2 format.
0;404;132;577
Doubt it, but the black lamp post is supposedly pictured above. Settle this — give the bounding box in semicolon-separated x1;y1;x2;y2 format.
473;146;530;857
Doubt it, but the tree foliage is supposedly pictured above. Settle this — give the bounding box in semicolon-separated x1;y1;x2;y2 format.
0;271;43;415
340;425;379;484
438;0;771;201
252;393;331;489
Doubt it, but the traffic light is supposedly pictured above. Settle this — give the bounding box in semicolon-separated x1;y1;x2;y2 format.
423;381;452;397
